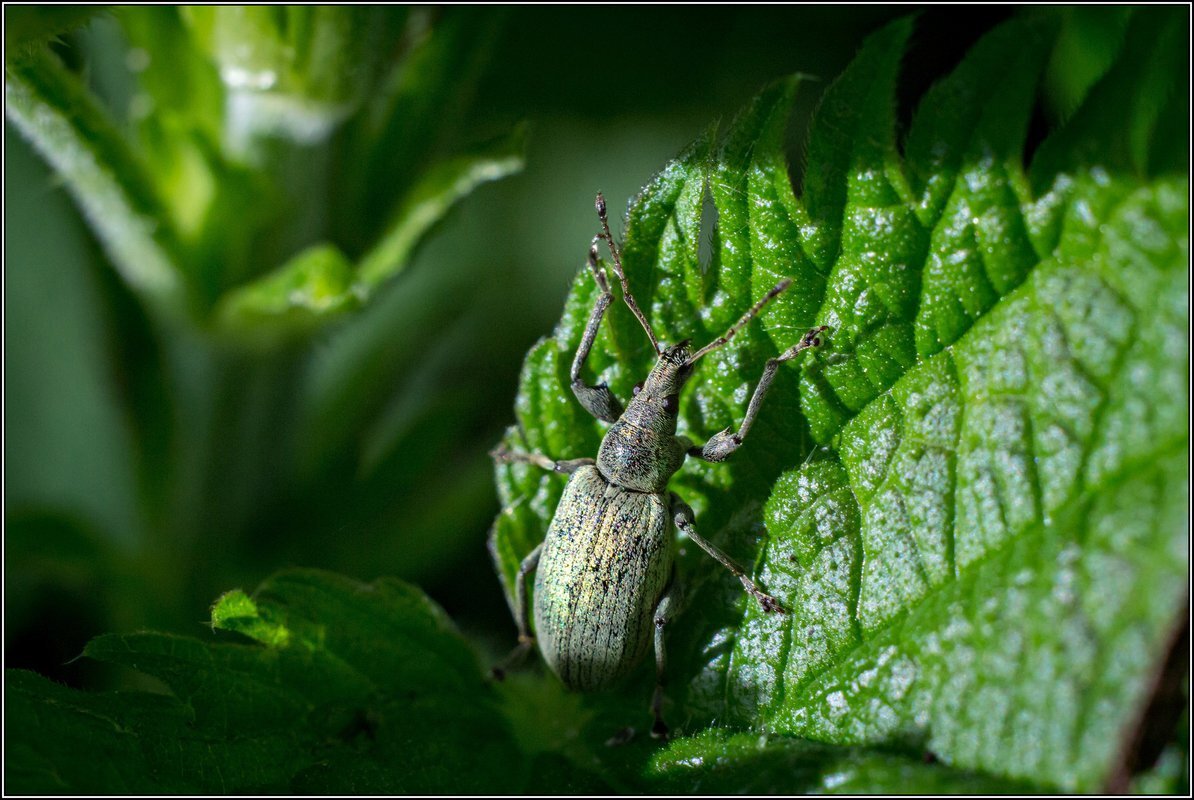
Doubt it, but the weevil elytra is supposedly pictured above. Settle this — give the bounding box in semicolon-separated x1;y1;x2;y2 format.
493;192;827;739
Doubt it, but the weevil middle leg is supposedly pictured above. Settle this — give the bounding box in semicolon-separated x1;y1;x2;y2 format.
492;542;543;680
671;493;786;614
650;568;680;740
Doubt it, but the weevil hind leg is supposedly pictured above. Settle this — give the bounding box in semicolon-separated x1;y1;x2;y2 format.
491;638;536;682
491;543;543;681
650;568;681;740
670;493;786;614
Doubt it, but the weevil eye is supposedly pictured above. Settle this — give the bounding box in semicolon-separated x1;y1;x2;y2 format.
662;395;679;414
633;381;644;396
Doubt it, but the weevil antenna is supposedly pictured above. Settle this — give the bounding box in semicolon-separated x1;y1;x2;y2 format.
686;278;793;365
596;192;662;354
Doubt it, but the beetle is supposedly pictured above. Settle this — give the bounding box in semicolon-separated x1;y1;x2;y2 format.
493;192;827;739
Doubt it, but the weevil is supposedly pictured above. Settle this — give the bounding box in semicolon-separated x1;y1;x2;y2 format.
493;192;827;739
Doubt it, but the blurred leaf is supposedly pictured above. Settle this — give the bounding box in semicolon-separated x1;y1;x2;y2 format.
179;7;408;154
4;6;105;57
116;7;223;144
1030;7;1185;185
358;123;528;289
1130;722;1190;795
180;7;405;111
3;512;140;686
1037;6;1132;123
115;7;243;270
214;242;361;346
209;589;291;648
5;47;190;316
5;569;526;794
3;131;145;548
492;11;1187;792
338;8;505;252
6;8;523;331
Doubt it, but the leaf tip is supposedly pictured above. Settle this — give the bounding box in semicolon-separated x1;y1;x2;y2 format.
211;588;291;647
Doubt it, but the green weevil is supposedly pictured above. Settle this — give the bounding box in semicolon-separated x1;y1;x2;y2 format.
494;192;827;739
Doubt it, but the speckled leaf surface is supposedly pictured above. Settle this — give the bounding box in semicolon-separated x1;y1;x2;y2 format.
492;11;1187;792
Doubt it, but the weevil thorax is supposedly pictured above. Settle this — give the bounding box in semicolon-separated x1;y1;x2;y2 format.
595;341;694;493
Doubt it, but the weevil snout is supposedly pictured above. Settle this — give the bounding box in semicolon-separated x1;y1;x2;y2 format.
661;340;692;364
633;341;695;404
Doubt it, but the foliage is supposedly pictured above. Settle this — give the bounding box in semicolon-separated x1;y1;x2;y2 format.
6;7;1188;795
491;9;1187;793
8;570;526;794
4;6;524;637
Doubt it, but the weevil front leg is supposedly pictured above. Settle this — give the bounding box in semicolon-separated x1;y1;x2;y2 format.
570;236;624;422
671;494;786;614
650;568;681;740
492;542;543;680
689;326;828;462
491;443;595;475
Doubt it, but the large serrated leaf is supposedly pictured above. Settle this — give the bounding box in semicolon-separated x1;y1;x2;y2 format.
490;10;1187;793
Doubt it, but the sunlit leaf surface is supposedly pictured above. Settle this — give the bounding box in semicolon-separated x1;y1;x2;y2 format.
492;12;1187;792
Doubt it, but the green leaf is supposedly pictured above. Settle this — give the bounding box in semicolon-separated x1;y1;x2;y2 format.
115;7;224;146
648;730;1033;793
179;7;409;149
357;123;529;289
113;8;232;252
491;11;1187;792
1037;7;1132;123
6;8;524;341
5;569;525;794
4;6;106;57
1031;7;1186;185
213;242;361;346
337;8;506;252
5;47;191;316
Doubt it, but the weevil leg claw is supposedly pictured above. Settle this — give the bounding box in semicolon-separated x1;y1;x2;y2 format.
605;726;637;747
757;593;787;614
741;578;787;614
650;717;670;741
491;636;536;681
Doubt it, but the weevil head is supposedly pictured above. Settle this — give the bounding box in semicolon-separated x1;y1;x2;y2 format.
621;340;695;433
